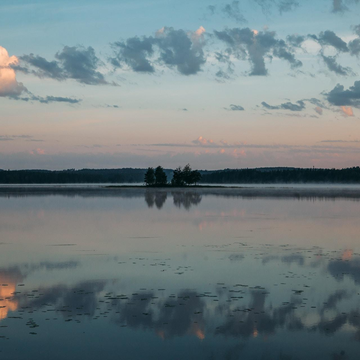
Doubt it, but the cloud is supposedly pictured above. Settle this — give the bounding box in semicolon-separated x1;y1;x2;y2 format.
35;95;81;104
278;0;299;14
353;24;360;37
315;106;323;115
349;25;360;56
326;81;360;107
253;0;300;14
0;135;35;141
192;136;215;146
349;38;360;56
321;53;353;75
18;46;108;85
157;27;207;75
222;1;247;23
306;97;331;110
16;94;81;104
205;2;247;23
340;106;354;116
286;34;306;47
0;46;27;97
29;148;46;155
18;54;64;80
111;27;207;76
111;36;156;73
330;0;360;13
320;139;360;143
332;0;348;12
55;46;107;85
311;30;349;52
227;104;245;111
207;5;216;15
0;46;82;105
215;69;232;80
214;28;302;76
0;136;14;141
261;100;306;111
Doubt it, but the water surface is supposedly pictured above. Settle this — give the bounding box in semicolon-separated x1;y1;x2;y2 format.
0;187;359;360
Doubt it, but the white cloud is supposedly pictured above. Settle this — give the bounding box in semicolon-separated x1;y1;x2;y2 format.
0;46;26;97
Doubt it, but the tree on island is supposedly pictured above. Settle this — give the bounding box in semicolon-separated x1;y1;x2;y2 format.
182;164;192;185
171;164;202;186
171;167;185;186
189;169;201;185
154;166;168;186
144;167;155;186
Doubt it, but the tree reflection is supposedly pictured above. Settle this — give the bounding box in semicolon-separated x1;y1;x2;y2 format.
144;191;167;209
144;191;202;210
172;191;202;210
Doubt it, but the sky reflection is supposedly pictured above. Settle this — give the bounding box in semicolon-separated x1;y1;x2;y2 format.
0;190;359;359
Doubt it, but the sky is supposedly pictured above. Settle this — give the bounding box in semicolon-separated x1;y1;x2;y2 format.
1;0;360;170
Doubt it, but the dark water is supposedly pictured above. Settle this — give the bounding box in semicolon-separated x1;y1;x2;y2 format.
0;188;360;360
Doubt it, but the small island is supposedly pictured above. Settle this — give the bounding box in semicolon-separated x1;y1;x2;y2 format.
144;164;201;187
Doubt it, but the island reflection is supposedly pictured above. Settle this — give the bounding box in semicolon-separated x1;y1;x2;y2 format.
144;191;202;210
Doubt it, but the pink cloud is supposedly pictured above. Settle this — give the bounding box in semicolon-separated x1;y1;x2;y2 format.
0;46;26;97
192;136;214;146
29;148;46;155
340;106;354;117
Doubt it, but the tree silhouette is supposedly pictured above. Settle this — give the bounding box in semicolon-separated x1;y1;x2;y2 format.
190;170;201;185
154;166;167;186
171;167;185;186
182;164;192;185
144;167;155;186
171;164;202;186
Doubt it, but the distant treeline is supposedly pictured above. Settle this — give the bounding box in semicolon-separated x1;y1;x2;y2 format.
200;167;360;184
0;167;359;184
0;168;171;184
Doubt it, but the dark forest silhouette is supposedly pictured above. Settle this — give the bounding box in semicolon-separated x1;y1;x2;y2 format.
200;167;360;184
0;166;359;184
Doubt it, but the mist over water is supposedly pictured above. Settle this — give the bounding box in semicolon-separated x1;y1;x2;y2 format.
0;188;360;359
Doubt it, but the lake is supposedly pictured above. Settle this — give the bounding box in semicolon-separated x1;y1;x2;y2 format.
0;186;359;360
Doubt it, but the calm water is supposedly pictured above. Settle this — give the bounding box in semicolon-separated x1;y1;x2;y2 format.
0;187;360;360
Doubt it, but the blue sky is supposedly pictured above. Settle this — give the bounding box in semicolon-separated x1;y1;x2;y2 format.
1;0;360;169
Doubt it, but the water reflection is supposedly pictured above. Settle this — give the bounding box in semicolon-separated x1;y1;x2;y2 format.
328;259;360;284
144;191;168;209
143;191;202;210
0;261;79;322
0;190;359;359
16;280;106;318
2;265;360;346
0;251;359;346
172;192;202;210
2;186;360;201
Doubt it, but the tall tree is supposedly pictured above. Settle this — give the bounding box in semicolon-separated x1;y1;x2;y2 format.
182;163;192;185
154;166;167;186
144;167;155;186
190;170;201;185
171;166;184;186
